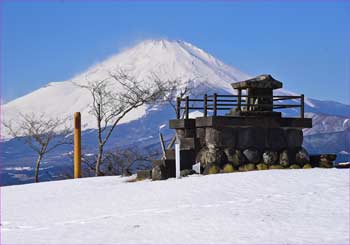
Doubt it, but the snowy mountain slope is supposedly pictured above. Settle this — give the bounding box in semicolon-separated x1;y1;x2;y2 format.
2;169;349;244
1;39;251;138
302;112;350;162
303;112;350;136
305;98;350;117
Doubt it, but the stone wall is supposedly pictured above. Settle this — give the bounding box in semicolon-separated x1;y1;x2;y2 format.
194;126;309;172
201;127;303;150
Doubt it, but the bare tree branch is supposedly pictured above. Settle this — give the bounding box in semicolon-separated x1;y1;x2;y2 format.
2;113;72;183
74;70;174;176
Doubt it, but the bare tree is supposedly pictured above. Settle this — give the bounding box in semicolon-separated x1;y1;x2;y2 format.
3;113;72;183
77;70;172;176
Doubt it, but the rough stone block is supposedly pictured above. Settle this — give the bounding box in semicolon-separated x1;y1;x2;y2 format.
196;128;206;147
243;148;261;164
180;149;196;170
176;129;186;140
256;163;269;170
176;128;196;140
268;128;287;151
285;129;303;148
136;170;152;180
221;127;236;147
289;164;301;169
180;169;196;177
319;160;333;168
152;159;176;179
239;163;256;171
269;165;284;169
195;147;208;167
169;119;195;129
152;165;165;181
180;138;196;150
222;164;235;173
237;127;265;150
279;150;290;167
320;154;337;161
262;151;278;165
224;148;244;167
310;154;336;167
203;164;220;175
295;147;310;165
205;127;223;147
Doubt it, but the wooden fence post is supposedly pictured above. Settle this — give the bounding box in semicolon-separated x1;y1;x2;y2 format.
74;112;81;178
204;94;208;117
237;89;242;111
301;94;304;118
176;97;181;119
185;96;189;119
213;93;217;116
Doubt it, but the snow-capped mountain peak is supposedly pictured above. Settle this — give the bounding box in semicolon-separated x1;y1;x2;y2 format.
2;39;252;138
72;39;250;90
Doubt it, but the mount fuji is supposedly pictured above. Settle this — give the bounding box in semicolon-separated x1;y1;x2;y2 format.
1;39;349;185
2;39;251;134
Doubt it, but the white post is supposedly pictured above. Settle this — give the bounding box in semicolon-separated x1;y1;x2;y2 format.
175;143;181;178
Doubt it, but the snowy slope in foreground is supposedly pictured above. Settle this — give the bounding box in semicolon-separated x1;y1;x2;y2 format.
2;169;349;244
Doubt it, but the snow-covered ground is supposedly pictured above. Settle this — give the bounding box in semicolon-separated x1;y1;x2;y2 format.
1;169;349;244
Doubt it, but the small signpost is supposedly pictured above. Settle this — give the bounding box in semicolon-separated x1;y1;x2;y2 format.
74;112;81;178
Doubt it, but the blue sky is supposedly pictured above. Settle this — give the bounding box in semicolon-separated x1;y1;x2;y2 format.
1;0;349;104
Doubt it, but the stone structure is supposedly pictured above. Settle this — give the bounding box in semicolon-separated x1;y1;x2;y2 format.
152;74;316;180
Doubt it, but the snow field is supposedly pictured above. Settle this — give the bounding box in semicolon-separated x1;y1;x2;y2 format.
1;168;349;244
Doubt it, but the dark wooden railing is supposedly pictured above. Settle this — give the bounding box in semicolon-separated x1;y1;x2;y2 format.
176;94;305;119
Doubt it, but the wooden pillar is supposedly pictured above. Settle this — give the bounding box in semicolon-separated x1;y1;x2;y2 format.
74;112;81;178
176;97;181;119
213;93;217;116
237;89;242;111
246;88;251;111
301;94;304;118
204;94;208;117
185;96;189;119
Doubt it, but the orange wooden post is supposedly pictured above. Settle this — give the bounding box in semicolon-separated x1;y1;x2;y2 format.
74;112;81;178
